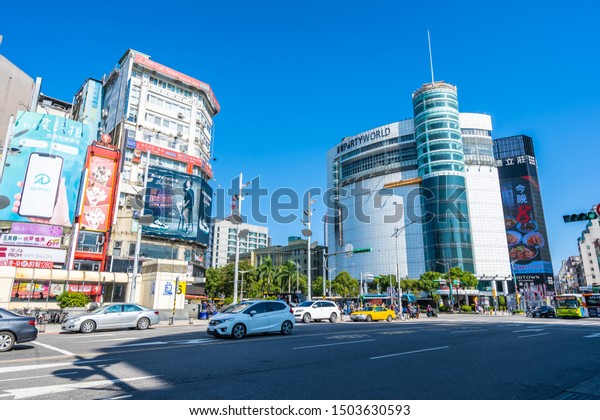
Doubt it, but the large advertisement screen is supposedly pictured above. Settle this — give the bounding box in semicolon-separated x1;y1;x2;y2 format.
498;155;554;293
0;112;92;227
142;167;212;245
80;155;118;232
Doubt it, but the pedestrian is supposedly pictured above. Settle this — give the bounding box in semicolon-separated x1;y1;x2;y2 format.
414;304;420;319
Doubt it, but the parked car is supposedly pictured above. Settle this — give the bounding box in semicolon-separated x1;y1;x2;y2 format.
531;305;556;318
207;300;295;339
292;300;341;323
350;306;395;322
0;308;38;352
61;303;160;333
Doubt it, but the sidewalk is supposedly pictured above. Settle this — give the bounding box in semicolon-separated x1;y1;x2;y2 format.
37;318;210;335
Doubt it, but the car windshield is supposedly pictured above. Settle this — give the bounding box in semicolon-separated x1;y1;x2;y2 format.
362;306;374;311
298;301;315;307
221;302;253;314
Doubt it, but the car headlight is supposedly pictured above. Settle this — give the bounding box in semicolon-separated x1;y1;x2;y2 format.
213;318;232;324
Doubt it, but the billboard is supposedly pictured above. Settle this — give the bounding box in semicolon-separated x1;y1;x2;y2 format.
0;112;93;227
497;155;553;291
142;166;212;245
80;154;119;232
0;245;67;268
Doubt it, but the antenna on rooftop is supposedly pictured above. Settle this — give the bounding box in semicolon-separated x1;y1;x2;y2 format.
428;30;435;84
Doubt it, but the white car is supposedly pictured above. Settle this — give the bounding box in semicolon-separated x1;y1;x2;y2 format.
207;300;295;339
61;303;160;333
293;300;341;323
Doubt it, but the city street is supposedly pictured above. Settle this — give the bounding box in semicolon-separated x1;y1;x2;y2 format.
1;315;600;400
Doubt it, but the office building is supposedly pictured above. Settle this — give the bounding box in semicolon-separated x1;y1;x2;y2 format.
577;219;600;287
209;218;269;268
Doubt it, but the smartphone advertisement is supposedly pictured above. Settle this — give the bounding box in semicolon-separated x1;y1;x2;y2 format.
0;111;93;226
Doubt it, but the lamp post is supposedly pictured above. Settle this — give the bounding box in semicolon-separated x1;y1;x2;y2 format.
392;220;415;312
302;193;318;300
239;270;250;302
232;173;251;304
436;260;451;308
509;259;520;310
292;261;300;293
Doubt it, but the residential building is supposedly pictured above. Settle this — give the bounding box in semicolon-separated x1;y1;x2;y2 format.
577;219;600;287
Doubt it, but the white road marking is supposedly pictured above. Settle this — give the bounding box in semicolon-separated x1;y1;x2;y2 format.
517;333;550;339
32;341;75;356
0;372;78;382
105;394;133;399
451;329;486;333
0;359;115;374
584;333;600;338
87;337;142;343
513;329;545;333
293;339;375;350
2;375;161;399
370;346;449;360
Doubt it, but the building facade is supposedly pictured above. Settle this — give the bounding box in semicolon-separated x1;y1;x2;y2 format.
326;82;511;290
96;49;219;281
577;219;600;287
209;219;269;268
493;135;554;296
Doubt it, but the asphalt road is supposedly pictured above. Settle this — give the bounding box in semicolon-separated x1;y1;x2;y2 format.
1;315;600;400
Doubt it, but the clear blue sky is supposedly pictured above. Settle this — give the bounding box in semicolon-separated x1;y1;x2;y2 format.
2;0;599;274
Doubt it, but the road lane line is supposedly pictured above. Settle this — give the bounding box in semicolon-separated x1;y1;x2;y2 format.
3;375;162;399
517;333;550;339
0;359;115;374
370;346;449;360
106;394;133;399
451;329;486;333
0;372;78;382
293;339;375;350
31;341;75;356
584;333;600;338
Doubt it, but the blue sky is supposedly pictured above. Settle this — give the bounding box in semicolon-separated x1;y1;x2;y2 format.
1;0;599;274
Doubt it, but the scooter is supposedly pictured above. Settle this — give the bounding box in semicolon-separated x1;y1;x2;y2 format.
426;309;438;318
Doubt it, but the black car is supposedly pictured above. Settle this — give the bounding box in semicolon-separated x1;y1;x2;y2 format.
0;308;38;352
532;305;556;318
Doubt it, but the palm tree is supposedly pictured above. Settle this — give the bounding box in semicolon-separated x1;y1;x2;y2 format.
257;257;276;295
276;260;298;294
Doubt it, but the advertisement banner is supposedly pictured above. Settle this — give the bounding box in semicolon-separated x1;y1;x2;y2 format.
0;233;61;248
0;246;67;263
1;260;55;268
498;156;553;289
80;155;118;232
142;167;212;245
134;140;212;178
0;112;93;227
10;222;63;237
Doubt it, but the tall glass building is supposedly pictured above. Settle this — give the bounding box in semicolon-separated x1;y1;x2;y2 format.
412;82;473;273
326;82;511;288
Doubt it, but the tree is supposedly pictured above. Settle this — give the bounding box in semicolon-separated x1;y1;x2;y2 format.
258;257;276;294
332;271;359;297
205;267;225;298
275;260;297;294
56;291;89;309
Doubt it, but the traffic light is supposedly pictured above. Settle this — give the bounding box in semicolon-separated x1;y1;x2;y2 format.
352;248;372;254
563;212;598;223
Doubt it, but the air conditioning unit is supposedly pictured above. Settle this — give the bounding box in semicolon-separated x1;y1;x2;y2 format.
73;262;81;270
177;131;184;138
177;112;185;119
125;196;133;208
92;263;100;272
102;109;109;119
194;136;200;144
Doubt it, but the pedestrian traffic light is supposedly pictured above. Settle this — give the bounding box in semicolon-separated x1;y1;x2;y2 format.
352;248;372;254
563;212;598;223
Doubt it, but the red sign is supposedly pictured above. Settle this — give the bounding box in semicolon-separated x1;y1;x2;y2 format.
135;141;212;179
100;133;112;144
134;55;220;114
67;284;102;295
596;204;600;216
0;260;54;268
80;154;118;232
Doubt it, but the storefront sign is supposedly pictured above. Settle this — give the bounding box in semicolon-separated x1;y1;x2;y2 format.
0;246;67;263
0;260;54;268
10;222;63;237
0;233;61;248
80;154;118;232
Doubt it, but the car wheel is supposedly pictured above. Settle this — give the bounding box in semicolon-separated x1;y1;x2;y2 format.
137;317;150;330
281;320;293;335
302;313;311;323
232;323;246;339
0;331;16;352
80;320;96;334
386;315;393;322
330;313;338;323
366;315;372;322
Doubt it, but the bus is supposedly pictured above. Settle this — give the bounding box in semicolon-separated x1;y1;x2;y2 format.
583;293;600;317
554;294;588;318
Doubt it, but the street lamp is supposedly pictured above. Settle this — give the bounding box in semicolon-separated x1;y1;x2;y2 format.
291;260;301;292
436;260;451;308
239;270;250;302
232;173;251;304
302;193;318;300
392;220;415;312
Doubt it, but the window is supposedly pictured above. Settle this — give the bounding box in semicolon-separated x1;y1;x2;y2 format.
105;305;122;314
124;305;142;312
113;241;122;257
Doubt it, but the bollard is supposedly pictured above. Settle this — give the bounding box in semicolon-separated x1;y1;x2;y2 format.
38;323;46;333
189;316;194;324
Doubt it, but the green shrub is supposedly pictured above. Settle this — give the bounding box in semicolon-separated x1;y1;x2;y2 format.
460;305;472;312
56;291;89;309
439;305;451;312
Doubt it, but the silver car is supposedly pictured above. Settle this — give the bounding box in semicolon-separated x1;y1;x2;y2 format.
61;303;160;333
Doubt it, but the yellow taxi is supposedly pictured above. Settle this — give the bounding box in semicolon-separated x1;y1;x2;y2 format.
350;306;395;322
